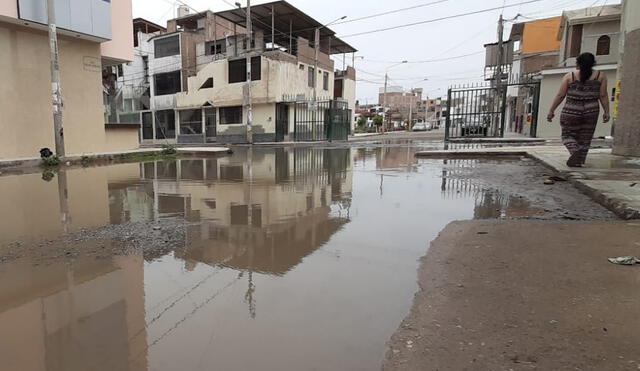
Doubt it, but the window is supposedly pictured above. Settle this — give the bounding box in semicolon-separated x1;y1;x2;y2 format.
117;64;123;78
142;56;149;84
142;112;153;140
179;109;203;135
154;70;181;96
220;106;243;125
299;64;305;70
228;57;261;84
206;40;226;55
596;35;611;56
308;67;315;88
569;24;583;58
155;35;180;58
323;72;329;91
155;110;176;139
230;204;249;225
199;77;214;89
221;165;244;181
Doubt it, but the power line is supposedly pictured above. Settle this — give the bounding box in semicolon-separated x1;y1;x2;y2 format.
339;0;547;38
354;50;485;65
331;0;449;26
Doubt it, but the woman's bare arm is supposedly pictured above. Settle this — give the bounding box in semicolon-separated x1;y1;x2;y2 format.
547;73;571;122
599;74;610;122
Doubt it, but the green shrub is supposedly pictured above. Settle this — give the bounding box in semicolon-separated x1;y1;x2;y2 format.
41;156;61;167
161;145;178;156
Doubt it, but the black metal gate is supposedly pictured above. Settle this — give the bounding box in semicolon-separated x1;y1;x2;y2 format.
445;79;541;141
445;84;506;140
294;100;351;142
275;103;288;142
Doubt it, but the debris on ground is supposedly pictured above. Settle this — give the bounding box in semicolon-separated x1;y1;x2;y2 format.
544;179;556;185
549;176;568;182
608;256;640;266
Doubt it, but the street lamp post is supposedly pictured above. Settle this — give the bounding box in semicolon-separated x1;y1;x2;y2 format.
408;78;428;131
383;61;407;133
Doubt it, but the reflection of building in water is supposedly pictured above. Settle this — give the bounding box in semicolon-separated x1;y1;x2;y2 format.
353;147;420;171
0;164;144;244
0;255;147;371
120;148;354;276
440;159;541;218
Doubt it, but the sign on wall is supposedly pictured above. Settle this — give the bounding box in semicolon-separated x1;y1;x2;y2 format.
18;0;112;40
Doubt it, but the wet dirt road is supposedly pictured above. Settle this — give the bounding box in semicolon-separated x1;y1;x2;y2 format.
0;146;615;371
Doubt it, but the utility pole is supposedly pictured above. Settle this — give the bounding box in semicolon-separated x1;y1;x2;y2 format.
383;73;388;133
245;0;253;144
313;27;320;103
47;0;65;157
495;14;505;137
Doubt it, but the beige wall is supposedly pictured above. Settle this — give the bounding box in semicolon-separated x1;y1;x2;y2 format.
178;54;335;109
106;127;140;152
537;67;616;138
0;2;18;18
0;21;139;160
100;0;134;63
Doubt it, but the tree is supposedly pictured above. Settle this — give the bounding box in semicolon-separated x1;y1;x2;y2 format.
373;115;383;127
357;116;367;128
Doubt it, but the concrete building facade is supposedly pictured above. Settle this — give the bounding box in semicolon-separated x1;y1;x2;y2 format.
0;0;138;160
612;0;640;156
114;2;357;145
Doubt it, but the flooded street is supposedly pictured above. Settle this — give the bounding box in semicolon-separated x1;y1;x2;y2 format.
0;146;614;371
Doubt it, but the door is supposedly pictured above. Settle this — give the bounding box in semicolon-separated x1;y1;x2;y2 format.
275;103;288;142
205;107;216;142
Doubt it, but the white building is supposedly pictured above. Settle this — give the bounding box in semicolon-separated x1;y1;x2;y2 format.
537;4;621;138
113;2;358;145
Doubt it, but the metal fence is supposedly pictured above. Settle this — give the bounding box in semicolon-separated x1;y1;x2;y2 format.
445;84;505;140
445;77;541;141
294;100;351;142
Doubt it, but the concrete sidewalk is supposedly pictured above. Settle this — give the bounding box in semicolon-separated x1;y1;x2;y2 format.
0;146;230;171
416;146;640;219
384;220;640;371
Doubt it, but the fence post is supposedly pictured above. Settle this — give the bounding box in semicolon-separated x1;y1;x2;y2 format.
445;88;452;142
499;85;508;138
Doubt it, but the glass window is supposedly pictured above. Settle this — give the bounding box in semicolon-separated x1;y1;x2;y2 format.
179;109;203;135
220;106;243;125
142;112;153;140
155;110;176;139
323;72;329;91
155;35;180;58
308;67;315;88
596;35;611;56
228;57;261;84
154;70;181;96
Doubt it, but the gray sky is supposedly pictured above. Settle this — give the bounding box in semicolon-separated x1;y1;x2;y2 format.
133;0;620;103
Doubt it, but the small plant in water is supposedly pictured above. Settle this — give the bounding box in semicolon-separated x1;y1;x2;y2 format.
161;145;178;156
41;155;61;167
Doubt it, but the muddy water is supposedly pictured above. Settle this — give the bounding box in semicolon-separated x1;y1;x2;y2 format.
0;147;604;371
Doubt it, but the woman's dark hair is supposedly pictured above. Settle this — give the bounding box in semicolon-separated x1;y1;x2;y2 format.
576;53;596;82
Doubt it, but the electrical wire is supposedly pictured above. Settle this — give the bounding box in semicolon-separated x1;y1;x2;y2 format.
339;0;547;38
331;0;449;26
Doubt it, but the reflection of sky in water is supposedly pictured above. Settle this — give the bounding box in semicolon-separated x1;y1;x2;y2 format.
0;147;542;371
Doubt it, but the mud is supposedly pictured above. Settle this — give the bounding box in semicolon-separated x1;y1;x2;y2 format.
383;220;640;371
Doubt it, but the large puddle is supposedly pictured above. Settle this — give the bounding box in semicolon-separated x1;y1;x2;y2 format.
0;147;602;371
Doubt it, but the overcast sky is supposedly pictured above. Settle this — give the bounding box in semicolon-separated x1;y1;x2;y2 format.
133;0;620;103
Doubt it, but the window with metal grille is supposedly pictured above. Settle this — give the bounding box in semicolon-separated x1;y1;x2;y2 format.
154;70;181;96
596;35;611;56
154;35;180;58
220;106;243;125
228;57;261;84
179;109;203;134
323;72;329;91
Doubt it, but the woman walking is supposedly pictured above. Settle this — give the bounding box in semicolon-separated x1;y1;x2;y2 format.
547;52;610;167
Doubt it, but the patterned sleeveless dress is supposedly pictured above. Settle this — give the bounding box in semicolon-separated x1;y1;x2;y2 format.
560;71;602;165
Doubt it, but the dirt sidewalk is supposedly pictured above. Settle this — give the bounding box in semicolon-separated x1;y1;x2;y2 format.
383;220;640;371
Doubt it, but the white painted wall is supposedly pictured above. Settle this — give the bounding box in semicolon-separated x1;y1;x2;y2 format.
537;66;616;138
